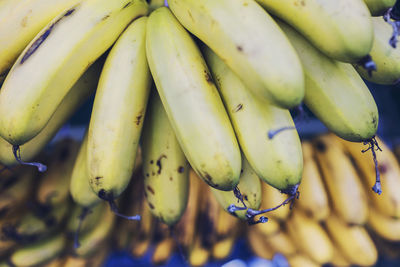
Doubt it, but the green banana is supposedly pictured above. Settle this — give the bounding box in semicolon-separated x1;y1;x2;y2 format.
146;7;241;191
355;16;400;84
0;0;148;146
141;89;189;226
203;46;303;193
277;19;378;142
0;0;81;79
168;0;304;109
256;0;373;62
363;0;395;15
88;16;151;201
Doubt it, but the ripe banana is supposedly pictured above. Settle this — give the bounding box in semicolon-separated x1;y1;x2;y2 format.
188;231;210;267
297;142;330;221
325;213;378;267
211;235;236;261
0;0;81;78
63;245;109;267
313;134;368;225
368;206;400;241
264;230;297;257
141;89;189;226
88;16;151;202
252;217;280;238
331;246;351;267
9;232;66;267
277;19;379;142
0;0;149;145
146;7;241;190
260;181;290;221
286;210;334;265
214;198;240;240
203;45;303;194
151;237;175;266
287;254;320;267
336;135;400;218
246;225;275;260
355;16;400;84
211;155;262;220
0;58;102;166
256;0;373;62
363;0;395;15
169;0;304;109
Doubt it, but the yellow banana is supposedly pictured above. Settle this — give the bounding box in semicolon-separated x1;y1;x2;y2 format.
214;199;240;240
188;231;210;267
257;0;373;62
211;155;262;220
146;7;241;191
277;19;378;142
203;45;302;194
0;0;149;146
252;217;280;238
355;16;400;84
331;246;351;267
313;134;368;225
336;135;400;218
287;254;320;267
10;232;66;267
363;0;395;15
88;16;151;202
0;0;81;78
264;230;297;257
36;139;79;207
42;256;66;267
0;58;102;166
246;225;276;260
286;210;333;265
297;142;330;221
211;235;236;261
63;245;109;267
368;206;400;241
259;182;290;221
151;237;175;266
325;213;378;267
141;89;189;226
169;0;304;109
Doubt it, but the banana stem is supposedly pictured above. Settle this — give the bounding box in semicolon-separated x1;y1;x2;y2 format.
107;199;141;221
12;145;47;172
268;126;296;139
73;207;92;249
362;137;382;195
384;3;400;48
357;55;377;77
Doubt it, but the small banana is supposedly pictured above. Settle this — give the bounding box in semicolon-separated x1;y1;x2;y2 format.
141;89;189;226
151;237;175;266
287;254;320;267
88;16;151;202
297;142;330;221
277;19;378;142
211;235;236;261
368;206;400;241
188;231;210;267
313;134;368;225
168;0;304;109
363;0;395;15
0;0;149;146
246;225;276;260
257;0;373;62
252;217;280;238
203;45;303;194
146;7;241;191
263;230;297;257
330;246;351;267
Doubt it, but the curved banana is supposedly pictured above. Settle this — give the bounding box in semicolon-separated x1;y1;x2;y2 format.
355;16;400;84
257;0;373;62
336;135;400;218
0;0;81;79
10;232;66;267
277;20;378;142
203;46;302;194
141;89;189;226
313;134;368;225
331;246;351;267
188;231;210;267
88;16;151;201
168;0;304;109
368;206;400;241
264;230;297;257
325;213;378;267
146;7;241;190
211;235;236;261
297;142;330;221
286;210;333;265
211;155;262;220
151;237;175;266
363;0;395;15
260;181;290;221
287;254;320;267
0;0;149;145
0;58;102;166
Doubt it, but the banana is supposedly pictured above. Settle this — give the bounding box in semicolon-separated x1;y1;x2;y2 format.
42;256;67;267
287;254;320;267
297;142;330;221
10;232;67;267
0;0;149;146
277;19;379;142
37;139;79;207
188;231;210;267
168;0;304;109
264;230;297;257
257;0;373;62
0;57;102;166
331;246;351;267
214;199;240;240
246;225;276;260
88;16;151;202
313;134;368;225
363;0;395;15
355;16;400;84
286;210;333;265
151;237;175;266
146;7;241;191
63;245;109;267
211;155;262;220
0;0;82;79
211;235;236;261
325;213;378;267
252;217;280;238
141;89;189;225
259;182;290;221
203;46;302;194
336;135;400;218
367;206;400;241
66;202;105;236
